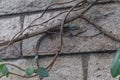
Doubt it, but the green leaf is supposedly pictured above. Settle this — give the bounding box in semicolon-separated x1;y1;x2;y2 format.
0;64;4;71
111;49;120;78
0;58;4;74
36;67;49;78
0;64;4;75
25;67;34;76
1;65;9;76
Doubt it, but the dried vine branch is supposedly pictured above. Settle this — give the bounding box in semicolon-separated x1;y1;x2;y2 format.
79;15;120;42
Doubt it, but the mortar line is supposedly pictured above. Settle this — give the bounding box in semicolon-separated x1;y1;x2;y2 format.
0;1;119;18
81;54;90;80
19;15;25;57
2;50;115;61
0;5;81;18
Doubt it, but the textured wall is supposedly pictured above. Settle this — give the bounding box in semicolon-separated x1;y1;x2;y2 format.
0;0;120;80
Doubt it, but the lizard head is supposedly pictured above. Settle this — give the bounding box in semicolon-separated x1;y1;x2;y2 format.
65;24;80;30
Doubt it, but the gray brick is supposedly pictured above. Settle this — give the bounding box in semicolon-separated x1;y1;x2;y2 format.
88;53;118;80
86;2;120;36
0;17;21;58
0;0;47;15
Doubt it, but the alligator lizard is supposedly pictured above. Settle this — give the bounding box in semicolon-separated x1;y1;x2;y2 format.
35;24;86;67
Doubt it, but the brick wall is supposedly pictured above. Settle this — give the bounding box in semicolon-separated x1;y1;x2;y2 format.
0;0;120;80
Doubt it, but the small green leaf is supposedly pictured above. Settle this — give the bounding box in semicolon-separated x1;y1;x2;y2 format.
1;65;9;76
25;67;34;76
36;67;48;78
111;49;120;77
0;58;4;74
0;64;4;75
0;64;4;71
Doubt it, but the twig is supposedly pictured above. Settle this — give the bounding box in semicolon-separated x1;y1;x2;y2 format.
30;7;85;27
9;72;37;78
79;15;120;42
76;32;102;38
95;0;120;5
0;63;25;71
81;0;99;14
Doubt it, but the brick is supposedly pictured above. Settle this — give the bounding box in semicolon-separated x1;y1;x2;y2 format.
88;53;118;80
0;17;21;58
86;2;120;36
0;0;48;15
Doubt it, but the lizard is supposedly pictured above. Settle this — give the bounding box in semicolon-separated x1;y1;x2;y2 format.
35;24;86;67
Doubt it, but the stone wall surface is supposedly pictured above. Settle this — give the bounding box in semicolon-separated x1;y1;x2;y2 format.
0;0;79;15
0;56;83;80
0;0;120;80
88;53;117;80
0;17;21;58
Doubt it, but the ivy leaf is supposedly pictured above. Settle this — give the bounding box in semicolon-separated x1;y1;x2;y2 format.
25;67;34;76
1;65;9;77
0;64;4;75
0;59;4;75
0;59;4;71
111;49;120;78
0;64;4;71
36;67;49;78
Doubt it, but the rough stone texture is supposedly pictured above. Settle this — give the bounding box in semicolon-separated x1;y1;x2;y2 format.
22;2;120;56
87;2;120;35
0;55;83;80
88;53;118;80
0;0;79;15
0;43;21;58
0;17;21;40
22;11;84;56
0;0;120;80
0;17;21;58
0;0;48;15
22;12;58;56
